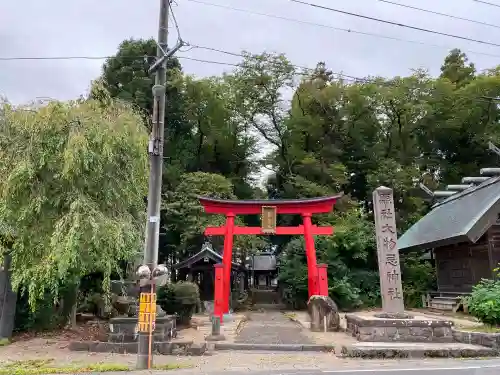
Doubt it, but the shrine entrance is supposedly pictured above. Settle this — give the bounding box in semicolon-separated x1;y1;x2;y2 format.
198;195;342;319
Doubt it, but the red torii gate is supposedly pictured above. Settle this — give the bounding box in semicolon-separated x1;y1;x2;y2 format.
198;195;342;318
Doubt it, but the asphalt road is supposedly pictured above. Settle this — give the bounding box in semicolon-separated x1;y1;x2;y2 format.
83;358;500;375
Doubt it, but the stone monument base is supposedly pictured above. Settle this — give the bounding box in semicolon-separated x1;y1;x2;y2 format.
345;312;454;343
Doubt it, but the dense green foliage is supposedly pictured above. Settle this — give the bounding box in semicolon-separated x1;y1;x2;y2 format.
5;37;500;328
157;281;200;325
279;209;378;310
467;279;500;326
0;97;148;309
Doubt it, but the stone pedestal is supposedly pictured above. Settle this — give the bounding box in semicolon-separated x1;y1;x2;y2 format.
308;295;340;332
206;315;225;341
108;316;176;344
345;313;454;343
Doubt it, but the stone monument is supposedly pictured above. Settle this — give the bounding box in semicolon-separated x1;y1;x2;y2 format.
372;186;412;320
344;186;455;343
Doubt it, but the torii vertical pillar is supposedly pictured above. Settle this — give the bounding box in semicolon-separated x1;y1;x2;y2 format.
317;264;328;296
213;264;225;321
222;214;235;314
302;213;318;297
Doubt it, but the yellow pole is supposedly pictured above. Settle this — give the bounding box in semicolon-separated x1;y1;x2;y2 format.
147;284;154;369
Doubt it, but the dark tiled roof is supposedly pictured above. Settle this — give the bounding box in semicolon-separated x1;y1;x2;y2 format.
398;177;500;252
172;242;243;270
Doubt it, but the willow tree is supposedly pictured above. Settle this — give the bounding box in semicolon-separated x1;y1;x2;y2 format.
0;97;149;317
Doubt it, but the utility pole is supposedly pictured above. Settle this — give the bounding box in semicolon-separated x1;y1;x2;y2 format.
136;0;182;369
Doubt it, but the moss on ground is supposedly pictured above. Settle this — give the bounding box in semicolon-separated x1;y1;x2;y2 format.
0;358;188;375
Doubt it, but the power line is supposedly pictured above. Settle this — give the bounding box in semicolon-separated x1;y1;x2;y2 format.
376;0;500;30
184;0;500;60
0;43;497;105
0;55;112;61
169;0;184;44
289;0;500;48
473;0;500;8
0;44;484;87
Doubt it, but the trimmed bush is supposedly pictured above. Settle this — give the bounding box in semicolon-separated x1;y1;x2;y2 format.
157;281;200;325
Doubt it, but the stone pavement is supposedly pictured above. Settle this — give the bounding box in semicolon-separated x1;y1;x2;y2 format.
191;313;246;342
235;311;312;345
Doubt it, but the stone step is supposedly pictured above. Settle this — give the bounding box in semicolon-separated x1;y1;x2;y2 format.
432;296;461;300
340;342;498;358
214;342;335;352
251;303;287;311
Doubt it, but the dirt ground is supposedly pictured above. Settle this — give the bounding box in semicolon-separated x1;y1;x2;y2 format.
0;314;244;369
0;308;491;372
0;327;343;372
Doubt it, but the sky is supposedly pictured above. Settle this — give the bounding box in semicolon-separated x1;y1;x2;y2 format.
2;0;500;104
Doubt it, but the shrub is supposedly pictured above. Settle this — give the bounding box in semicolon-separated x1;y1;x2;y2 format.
14;290;65;332
157;281;200;325
466;279;500;326
400;254;436;308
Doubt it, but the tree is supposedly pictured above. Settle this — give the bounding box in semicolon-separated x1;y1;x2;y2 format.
229;52;298;180
161;172;266;267
171;74;259;194
99;40;262;268
0;96;149;318
440;49;475;88
98;38;191;179
100;38;182;118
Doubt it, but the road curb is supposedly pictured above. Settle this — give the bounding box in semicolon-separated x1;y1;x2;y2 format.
212;342;498;358
213;343;335;352
339;345;499;358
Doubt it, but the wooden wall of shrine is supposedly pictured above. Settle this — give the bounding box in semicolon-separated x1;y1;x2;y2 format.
434;225;500;293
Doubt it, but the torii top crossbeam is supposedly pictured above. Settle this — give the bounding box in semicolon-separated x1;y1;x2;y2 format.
198;195;343;215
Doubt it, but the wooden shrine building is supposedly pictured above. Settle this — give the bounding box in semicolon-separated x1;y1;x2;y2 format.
249;252;278;290
398;172;500;309
172;242;244;302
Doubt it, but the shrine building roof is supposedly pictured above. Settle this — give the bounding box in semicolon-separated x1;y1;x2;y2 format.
172;242;244;270
398;176;500;252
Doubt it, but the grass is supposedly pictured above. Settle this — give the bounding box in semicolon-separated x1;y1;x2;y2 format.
0;338;10;347
0;359;188;375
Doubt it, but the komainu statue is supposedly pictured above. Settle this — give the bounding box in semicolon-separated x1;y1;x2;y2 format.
307;295;340;332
